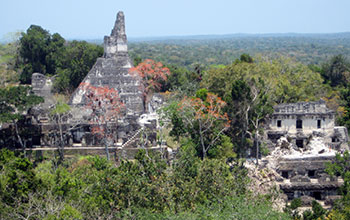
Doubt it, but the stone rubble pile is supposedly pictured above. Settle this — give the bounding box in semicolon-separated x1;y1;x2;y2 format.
245;160;287;212
268;136;337;160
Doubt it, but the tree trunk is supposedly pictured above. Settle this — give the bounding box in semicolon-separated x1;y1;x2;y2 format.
255;118;259;165
14;121;25;156
105;139;110;161
255;131;259;165
199;123;206;159
58;115;65;162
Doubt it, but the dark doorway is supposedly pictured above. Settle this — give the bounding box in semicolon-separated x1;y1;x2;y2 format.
296;119;303;129
282;171;289;179
308;170;315;178
32;136;41;146
313;191;322;200
332;137;338;143
296;139;304;148
317;120;321;129
277;120;282;128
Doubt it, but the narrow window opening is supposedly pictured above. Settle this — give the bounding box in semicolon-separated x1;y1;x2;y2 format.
296;119;303;129
332;137;338;143
277;120;282;128
308;170;315;178
313;191;322;200
72;130;83;144
282;171;289;179
317;120;321;129
296;139;304;148
32;136;41;146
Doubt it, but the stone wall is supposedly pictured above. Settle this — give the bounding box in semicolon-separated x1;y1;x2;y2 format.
70;11;144;115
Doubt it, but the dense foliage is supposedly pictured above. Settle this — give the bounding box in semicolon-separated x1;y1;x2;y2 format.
0;148;290;219
15;25;103;94
325;151;350;219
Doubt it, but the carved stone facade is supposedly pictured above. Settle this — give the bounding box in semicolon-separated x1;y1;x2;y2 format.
31;73;55;109
277;156;341;204
70;11;144;115
264;100;349;207
267;99;348;150
20;11;162;156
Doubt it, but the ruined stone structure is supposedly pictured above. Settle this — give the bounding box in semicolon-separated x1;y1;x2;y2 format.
277;156;342;207
18;11;164;157
31;73;55;110
65;11;160;150
70;11;144;115
264;100;349;207
267;99;348;150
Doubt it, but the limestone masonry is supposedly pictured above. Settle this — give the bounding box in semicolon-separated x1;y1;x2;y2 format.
261;100;349;208
267;99;348;150
70;11;144;115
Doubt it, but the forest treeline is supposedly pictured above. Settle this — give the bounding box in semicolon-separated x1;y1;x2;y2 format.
128;33;350;68
1;25;350;219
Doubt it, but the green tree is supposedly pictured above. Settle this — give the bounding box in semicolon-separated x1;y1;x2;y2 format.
240;53;254;63
53;41;103;94
326;151;350;218
170;89;230;159
49;96;72;162
45;33;65;75
228;79;252;156
0;86;43;150
201;57;326;104
326;151;350;201
302;200;326;220
338;86;350;130
17;25;64;83
247;78;273;164
321;54;350;87
0;149;39;205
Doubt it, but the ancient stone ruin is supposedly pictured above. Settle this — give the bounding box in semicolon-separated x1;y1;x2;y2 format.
3;11;348;210
70;11;144;115
20;11;166;159
31;73;55;107
267;99;348;151
261;100;349;208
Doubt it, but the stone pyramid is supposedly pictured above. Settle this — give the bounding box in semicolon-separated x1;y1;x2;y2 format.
70;11;144;115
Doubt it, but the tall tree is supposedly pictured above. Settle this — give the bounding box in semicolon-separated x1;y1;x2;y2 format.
247;79;273;164
321;54;350;87
239;53;254;63
337;86;350;130
53;41;103;94
201;57;326;104
49;95;82;163
17;25;64;83
228;79;252;156
228;78;273;161
173;89;230;159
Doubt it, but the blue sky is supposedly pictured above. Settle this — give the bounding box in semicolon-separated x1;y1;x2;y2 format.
1;0;350;40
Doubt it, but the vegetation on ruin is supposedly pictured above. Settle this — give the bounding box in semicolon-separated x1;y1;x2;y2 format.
1;25;350;219
81;83;125;160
